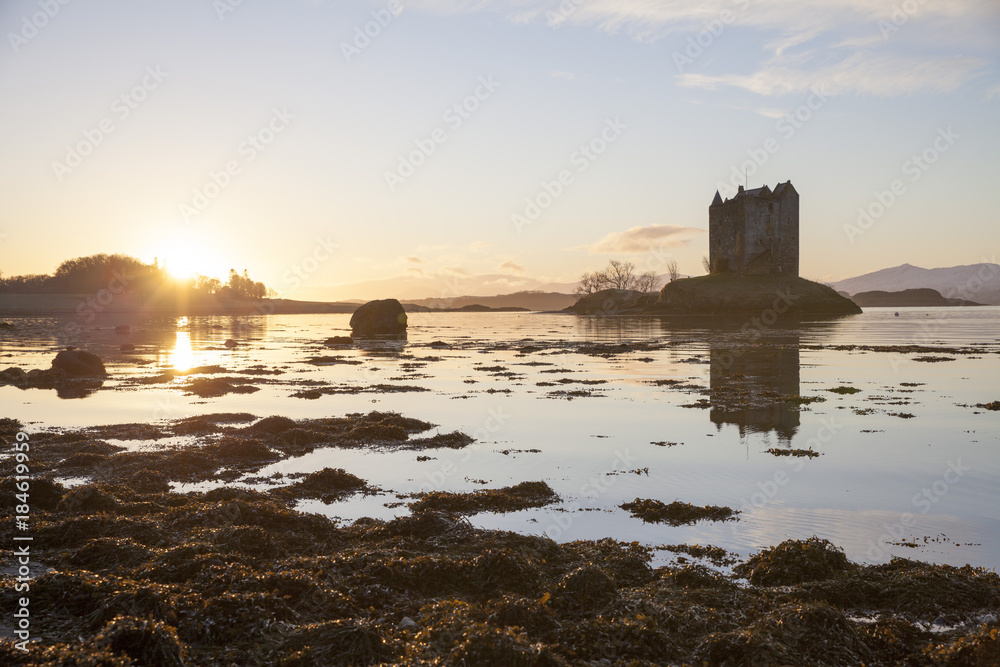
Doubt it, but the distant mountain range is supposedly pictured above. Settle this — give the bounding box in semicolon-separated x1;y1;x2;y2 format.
302;263;1000;311
828;263;1000;305
403;292;578;311
318;273;581;302
317;272;676;306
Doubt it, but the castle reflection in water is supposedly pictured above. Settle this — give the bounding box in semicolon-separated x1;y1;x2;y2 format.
708;333;801;443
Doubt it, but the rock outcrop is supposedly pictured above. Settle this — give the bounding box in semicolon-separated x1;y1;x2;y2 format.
565;289;654;315
350;299;407;336
651;274;861;316
52;349;107;376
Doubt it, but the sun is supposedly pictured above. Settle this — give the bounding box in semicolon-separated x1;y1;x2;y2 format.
156;233;225;282
164;253;200;281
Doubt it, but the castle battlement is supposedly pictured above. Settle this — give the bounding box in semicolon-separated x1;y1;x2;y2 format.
709;181;799;277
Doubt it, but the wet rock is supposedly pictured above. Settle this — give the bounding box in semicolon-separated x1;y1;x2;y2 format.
350;298;407;336
120;344;136;352
114;324;130;333
0;366;26;382
1;364;104;398
52;349;106;376
224;339;238;348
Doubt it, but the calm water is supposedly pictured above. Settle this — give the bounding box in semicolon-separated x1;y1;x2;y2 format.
2;308;999;569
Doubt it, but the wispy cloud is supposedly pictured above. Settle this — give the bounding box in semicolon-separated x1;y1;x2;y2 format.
679;53;984;97
410;0;999;96
499;259;526;274
764;30;821;58
585;224;704;254
404;256;425;264
413;0;997;37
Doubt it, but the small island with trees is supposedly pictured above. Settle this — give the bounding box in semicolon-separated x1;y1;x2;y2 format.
0;254;356;316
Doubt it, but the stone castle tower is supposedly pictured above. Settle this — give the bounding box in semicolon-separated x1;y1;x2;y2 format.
709;181;799;277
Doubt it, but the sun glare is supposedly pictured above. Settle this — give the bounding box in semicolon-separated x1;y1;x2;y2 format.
169;329;194;372
158;235;225;282
165;254;199;281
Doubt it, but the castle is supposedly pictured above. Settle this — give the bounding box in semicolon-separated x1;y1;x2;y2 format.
709;181;799;277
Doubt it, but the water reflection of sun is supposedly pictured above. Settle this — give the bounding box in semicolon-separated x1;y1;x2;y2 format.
170;330;194;372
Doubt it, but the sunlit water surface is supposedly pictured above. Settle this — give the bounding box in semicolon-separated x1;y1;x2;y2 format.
2;307;998;569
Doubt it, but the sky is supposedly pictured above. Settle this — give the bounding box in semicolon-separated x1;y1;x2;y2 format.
1;0;998;300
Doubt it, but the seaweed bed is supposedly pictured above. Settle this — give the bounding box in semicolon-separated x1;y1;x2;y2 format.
2;416;1000;666
620;499;740;526
408;481;559;515
765;447;821;459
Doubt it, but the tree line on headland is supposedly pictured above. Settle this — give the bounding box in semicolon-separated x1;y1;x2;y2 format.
0;254;272;300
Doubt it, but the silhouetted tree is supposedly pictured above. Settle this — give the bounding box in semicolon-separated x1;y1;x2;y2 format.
635;270;660;293
666;260;680;283
577;260;660;293
575;271;606;295
604;260;635;290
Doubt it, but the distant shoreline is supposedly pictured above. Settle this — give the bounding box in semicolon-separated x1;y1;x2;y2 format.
0;294;537;318
0;294;358;317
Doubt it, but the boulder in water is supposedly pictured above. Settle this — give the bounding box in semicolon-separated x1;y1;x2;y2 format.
350;299;407;336
52;349;106;376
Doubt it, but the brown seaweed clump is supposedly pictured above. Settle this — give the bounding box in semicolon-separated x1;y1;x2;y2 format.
272;467;372;503
620;498;739;526
409;481;559;514
94;615;187;667
274;620;390;666
184;377;261;398
765;447;820;458
827;385;862;394
734;536;853;585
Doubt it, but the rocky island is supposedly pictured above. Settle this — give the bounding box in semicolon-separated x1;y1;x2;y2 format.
570;182;862;317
